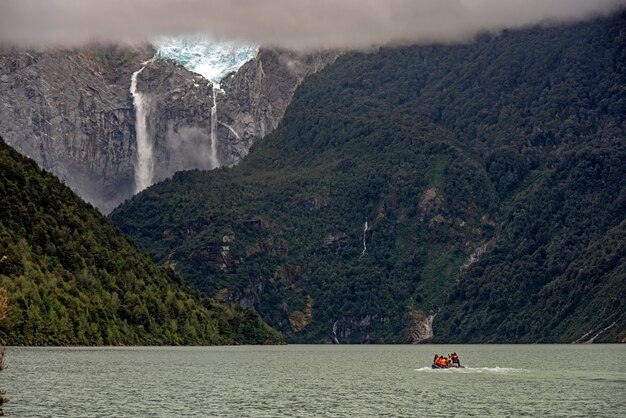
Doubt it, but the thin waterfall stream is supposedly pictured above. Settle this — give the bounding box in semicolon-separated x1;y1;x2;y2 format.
209;84;221;169
361;219;369;258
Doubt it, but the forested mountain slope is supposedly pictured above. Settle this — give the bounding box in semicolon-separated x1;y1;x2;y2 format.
0;137;282;345
112;13;626;343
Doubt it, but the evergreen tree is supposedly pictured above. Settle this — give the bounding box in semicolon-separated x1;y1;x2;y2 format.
0;137;282;346
0;288;8;415
113;13;626;343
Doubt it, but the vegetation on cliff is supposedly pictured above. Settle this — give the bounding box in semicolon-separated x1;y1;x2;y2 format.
0;288;7;414
0;137;282;345
112;13;626;343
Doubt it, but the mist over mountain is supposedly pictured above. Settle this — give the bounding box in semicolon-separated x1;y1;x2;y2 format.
112;13;626;343
1;4;625;418
2;0;624;50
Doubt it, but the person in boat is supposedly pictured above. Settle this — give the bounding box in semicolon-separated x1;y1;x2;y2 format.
451;352;460;367
433;354;440;365
436;355;448;368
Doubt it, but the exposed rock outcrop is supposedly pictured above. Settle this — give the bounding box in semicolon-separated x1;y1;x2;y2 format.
0;46;218;211
288;296;314;333
0;46;152;212
459;238;495;274
329;315;392;344
323;233;348;253
404;309;435;344
217;48;338;166
419;187;443;215
0;46;336;213
131;58;216;186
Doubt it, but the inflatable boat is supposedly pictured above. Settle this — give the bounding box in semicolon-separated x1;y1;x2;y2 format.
431;363;464;369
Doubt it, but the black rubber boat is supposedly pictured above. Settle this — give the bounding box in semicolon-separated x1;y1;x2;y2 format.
431;364;465;369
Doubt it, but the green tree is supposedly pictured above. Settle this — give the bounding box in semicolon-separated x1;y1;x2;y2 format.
0;137;283;346
0;288;9;415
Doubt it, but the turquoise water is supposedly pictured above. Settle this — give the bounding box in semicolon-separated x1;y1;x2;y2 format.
2;345;624;417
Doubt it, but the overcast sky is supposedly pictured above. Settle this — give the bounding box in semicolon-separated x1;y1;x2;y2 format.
1;0;624;50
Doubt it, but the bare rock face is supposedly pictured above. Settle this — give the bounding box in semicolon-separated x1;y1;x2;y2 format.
0;46;152;213
216;48;338;166
328;315;392;344
0;45;336;212
405;309;435;344
131;59;216;186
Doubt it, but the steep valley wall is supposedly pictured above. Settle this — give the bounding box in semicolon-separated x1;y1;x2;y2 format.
0;45;336;212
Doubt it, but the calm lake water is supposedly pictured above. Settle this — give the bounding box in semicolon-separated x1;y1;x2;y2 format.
2;345;624;417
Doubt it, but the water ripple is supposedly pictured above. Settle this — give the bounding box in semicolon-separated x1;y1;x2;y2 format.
2;345;624;417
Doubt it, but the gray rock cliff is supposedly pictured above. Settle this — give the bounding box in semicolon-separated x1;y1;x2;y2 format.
130;58;216;188
0;45;336;212
217;49;337;166
0;46;152;212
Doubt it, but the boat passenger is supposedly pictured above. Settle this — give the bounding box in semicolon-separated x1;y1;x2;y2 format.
437;356;448;368
452;352;460;366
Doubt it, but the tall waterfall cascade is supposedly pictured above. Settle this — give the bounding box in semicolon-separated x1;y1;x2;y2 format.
130;63;154;193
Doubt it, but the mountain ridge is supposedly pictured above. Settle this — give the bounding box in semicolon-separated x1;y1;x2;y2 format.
112;12;624;343
0;136;282;345
0;45;334;212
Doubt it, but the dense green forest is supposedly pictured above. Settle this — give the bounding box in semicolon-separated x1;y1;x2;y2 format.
0;288;6;414
0;137;282;345
112;13;626;343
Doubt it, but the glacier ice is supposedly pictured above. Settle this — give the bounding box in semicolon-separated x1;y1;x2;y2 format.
153;36;258;83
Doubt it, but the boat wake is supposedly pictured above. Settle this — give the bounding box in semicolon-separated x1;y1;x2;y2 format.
414;366;529;374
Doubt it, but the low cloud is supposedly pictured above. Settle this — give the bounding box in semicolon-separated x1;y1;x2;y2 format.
1;0;624;50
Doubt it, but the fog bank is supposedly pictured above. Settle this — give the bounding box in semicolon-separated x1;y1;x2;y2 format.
1;0;624;50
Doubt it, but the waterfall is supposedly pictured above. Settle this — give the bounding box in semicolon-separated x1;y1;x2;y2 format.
209;84;221;169
331;320;340;344
360;219;369;258
130;65;153;193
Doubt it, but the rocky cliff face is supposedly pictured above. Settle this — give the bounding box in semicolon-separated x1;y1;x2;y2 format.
216;49;337;166
0;46;152;213
131;58;216;189
404;309;435;344
133;47;337;180
0;45;335;213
